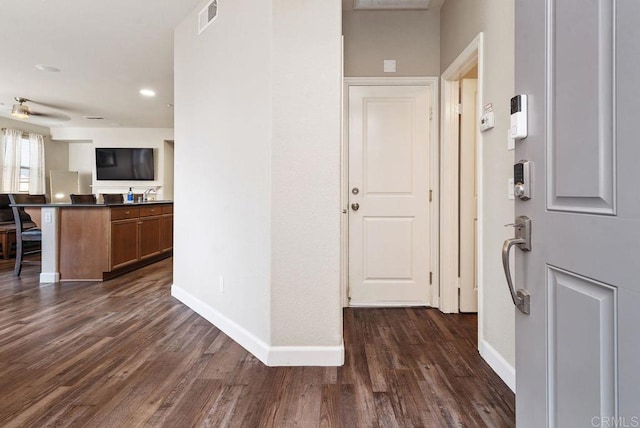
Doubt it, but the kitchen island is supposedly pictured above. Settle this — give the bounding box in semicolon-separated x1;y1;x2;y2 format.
12;201;173;282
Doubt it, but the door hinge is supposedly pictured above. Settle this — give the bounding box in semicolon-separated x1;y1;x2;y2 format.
455;103;463;115
429;272;433;285
429;107;433;121
457;277;462;289
429;189;433;203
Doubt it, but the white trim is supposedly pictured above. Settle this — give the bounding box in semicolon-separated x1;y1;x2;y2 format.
349;301;431;307
342;76;440;308
268;344;345;366
171;284;345;367
344;76;438;86
171;284;270;364
439;33;485;337
40;272;60;283
479;339;515;393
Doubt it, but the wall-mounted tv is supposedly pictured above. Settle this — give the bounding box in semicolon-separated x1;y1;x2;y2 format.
95;148;154;181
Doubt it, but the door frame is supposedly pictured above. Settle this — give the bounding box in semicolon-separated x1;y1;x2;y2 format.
341;76;439;307
439;34;485;320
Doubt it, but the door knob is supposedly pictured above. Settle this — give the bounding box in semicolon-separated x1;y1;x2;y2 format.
502;216;531;315
351;203;360;211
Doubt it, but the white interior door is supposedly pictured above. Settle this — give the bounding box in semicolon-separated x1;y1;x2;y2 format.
515;0;640;426
348;85;431;306
459;78;478;313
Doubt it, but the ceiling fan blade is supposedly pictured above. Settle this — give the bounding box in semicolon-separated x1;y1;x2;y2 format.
29;111;71;121
21;98;71;111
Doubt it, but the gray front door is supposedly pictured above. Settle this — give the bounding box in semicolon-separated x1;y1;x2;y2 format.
514;0;640;426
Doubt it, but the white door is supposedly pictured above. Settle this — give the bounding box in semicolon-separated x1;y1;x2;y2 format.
514;0;640;426
348;85;431;305
459;78;478;313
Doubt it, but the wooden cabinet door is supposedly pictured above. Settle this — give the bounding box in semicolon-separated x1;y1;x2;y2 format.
111;219;139;269
160;214;173;252
139;216;161;259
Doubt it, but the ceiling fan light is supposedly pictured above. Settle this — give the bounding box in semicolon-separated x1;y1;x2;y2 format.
11;104;29;119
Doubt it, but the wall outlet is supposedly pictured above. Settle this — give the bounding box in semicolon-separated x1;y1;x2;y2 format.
218;275;224;293
44;212;52;223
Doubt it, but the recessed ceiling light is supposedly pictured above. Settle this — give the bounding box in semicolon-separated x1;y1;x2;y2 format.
140;89;156;97
35;64;61;72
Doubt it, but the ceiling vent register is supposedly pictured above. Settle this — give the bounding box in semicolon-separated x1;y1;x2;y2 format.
198;0;218;34
353;0;431;9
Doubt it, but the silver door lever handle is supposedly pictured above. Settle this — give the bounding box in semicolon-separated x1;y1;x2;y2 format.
501;216;532;315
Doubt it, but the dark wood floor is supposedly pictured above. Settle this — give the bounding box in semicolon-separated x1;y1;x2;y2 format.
0;257;514;427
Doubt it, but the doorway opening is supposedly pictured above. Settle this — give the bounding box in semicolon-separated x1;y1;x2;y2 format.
440;33;484;325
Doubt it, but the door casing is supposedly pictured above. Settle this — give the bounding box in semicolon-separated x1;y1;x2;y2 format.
439;34;485;322
341;77;439;308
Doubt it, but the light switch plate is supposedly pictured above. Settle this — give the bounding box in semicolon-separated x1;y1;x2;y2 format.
507;129;515;150
508;178;515;200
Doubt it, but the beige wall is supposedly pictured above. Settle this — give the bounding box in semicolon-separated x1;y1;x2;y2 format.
174;0;342;362
0;117;68;199
441;0;516;367
343;8;440;76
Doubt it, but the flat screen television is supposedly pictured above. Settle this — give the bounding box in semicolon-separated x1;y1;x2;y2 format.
95;148;154;181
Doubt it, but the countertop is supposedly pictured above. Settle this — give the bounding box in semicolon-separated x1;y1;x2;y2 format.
11;200;174;208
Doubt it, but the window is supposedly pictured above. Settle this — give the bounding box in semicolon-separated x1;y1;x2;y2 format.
19;136;30;192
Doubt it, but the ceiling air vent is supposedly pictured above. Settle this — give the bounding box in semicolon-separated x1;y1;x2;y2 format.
198;0;218;34
354;0;431;9
83;116;104;120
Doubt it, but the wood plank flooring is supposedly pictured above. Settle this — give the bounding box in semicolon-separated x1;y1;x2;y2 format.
0;258;515;427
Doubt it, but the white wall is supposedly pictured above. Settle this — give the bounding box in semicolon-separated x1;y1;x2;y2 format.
51;128;173;199
162;141;174;200
173;0;343;364
270;1;342;347
174;0;274;351
0;117;68;199
342;7;440;76
440;0;516;368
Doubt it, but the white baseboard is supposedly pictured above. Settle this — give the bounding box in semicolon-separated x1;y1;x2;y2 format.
171;284;270;364
171;284;345;367
268;344;344;366
479;339;516;393
40;272;60;283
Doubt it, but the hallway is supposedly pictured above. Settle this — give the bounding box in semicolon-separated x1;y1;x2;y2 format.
0;259;514;427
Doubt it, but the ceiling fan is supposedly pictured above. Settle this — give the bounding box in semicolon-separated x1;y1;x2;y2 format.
10;97;70;121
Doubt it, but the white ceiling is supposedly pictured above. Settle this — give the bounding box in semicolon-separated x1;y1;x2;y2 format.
1;1;445;129
0;0;202;129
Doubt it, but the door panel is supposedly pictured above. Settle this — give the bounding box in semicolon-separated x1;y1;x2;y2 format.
548;267;616;427
459;78;478;312
515;0;640;425
548;0;615;213
365;101;414;194
348;85;431;305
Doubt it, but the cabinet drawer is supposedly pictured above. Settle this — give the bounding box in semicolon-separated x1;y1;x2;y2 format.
140;206;162;217
111;207;140;221
161;204;173;214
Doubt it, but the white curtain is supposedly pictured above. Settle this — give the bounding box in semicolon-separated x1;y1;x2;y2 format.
1;128;22;192
28;133;46;195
